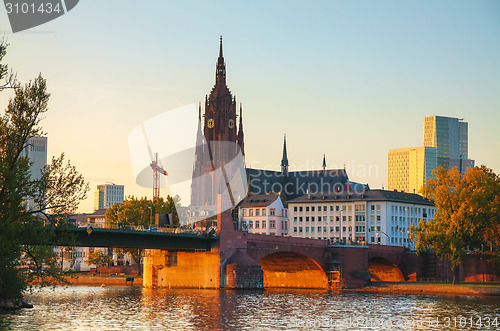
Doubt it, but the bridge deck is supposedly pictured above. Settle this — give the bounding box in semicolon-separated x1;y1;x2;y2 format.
26;227;219;250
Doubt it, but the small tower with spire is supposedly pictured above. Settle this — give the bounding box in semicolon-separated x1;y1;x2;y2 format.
281;134;289;176
322;154;327;172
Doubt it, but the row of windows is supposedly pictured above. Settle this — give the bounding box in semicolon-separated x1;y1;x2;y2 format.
243;220;287;230
293;226;363;233
292;204;368;213
242;208;283;217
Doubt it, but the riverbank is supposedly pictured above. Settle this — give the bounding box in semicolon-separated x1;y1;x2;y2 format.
350;282;500;296
67;274;143;287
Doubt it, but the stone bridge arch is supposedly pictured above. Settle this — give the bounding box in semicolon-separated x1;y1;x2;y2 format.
368;257;405;282
258;251;328;289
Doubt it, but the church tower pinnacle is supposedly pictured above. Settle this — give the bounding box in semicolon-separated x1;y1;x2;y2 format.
216;36;226;85
281;134;289;176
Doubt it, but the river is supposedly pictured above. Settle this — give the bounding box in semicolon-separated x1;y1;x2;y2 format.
0;286;498;330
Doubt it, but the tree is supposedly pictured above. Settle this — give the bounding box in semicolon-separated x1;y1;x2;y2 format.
104;195;182;275
105;195;182;228
0;41;88;299
413;166;500;284
86;250;111;272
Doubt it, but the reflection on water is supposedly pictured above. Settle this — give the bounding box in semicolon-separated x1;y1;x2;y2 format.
0;286;498;330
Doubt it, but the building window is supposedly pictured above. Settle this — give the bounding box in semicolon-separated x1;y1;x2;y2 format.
311;227;314;232
249;209;253;217
249;221;253;229
262;208;266;216
371;205;375;211
376;205;381;211
323;206;327;211
306;206;309;212
270;208;275;216
294;217;297;222
299;206;303;212
336;206;340;211
255;221;259;228
336;226;340;232
255;209;260;216
306;217;309;222
343;227;346;232
262;221;266;228
330;206;334;211
294;227;297;233
311;206;315;212
270;220;275;229
318;227;321;232
285;210;287;217
330;227;334;232
377;215;381;221
299;227;303;233
243;209;246;216
299;217;303;222
323;216;327;222
294;207;297;212
306;227;309;232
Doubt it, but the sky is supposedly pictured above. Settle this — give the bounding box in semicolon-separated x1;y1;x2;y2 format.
0;1;499;213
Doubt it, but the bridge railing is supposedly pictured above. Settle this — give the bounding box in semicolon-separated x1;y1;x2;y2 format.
77;222;216;236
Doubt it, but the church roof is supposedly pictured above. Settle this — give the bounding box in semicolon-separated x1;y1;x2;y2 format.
245;168;349;200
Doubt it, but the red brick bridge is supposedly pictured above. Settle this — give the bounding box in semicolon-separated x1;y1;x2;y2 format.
142;208;415;289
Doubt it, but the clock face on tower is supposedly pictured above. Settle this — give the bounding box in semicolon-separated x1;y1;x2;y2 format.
228;119;234;129
207;118;214;128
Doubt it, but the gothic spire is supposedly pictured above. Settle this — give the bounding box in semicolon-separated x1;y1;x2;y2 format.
281;134;289;176
237;103;245;156
322;154;326;172
219;35;223;58
216;36;226;85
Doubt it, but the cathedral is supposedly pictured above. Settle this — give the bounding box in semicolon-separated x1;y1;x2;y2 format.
190;37;246;212
190;38;367;216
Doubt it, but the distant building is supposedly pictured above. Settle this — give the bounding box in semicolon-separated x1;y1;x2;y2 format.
423;116;474;173
22;136;47;210
288;189;436;249
387;116;475;195
94;184;124;211
236;193;289;236
387;146;437;194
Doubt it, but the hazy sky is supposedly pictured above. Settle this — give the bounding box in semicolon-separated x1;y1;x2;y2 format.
1;1;499;212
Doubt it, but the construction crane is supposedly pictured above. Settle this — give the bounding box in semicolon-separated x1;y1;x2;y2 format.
150;153;167;199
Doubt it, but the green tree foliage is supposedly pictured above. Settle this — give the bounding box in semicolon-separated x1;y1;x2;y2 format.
0;42;88;299
104;195;183;275
413;166;500;284
105;195;182;228
85;250;111;270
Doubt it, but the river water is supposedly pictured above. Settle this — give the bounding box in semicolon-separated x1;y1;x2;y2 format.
0;286;498;330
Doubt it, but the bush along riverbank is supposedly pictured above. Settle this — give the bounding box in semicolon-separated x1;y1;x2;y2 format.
0;298;33;311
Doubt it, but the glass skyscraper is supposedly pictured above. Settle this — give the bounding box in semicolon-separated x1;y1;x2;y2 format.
423;116;474;173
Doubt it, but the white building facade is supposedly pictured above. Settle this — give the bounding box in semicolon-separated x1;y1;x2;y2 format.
236;194;289;236
94;184;125;211
288;190;436;249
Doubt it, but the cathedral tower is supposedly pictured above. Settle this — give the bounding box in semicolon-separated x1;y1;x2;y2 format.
191;37;245;209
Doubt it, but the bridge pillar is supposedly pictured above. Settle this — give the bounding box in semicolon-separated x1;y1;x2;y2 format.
328;245;370;288
142;248;220;288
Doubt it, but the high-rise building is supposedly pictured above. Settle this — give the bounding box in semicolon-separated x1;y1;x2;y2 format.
94;184;124;211
23;136;47;210
423;116;474;173
387;146;437;194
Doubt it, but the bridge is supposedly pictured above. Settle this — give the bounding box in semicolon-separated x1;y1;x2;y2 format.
24;213;423;289
141;206;415;289
25;227;218;250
